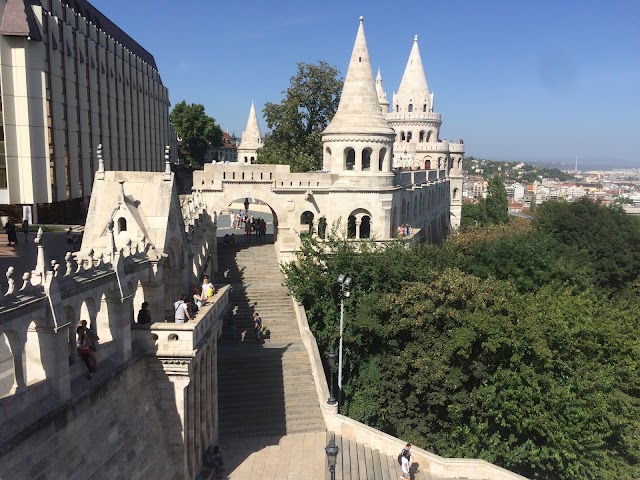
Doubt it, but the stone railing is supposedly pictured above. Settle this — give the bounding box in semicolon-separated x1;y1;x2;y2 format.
132;285;231;356
290;300;529;480
387;112;442;123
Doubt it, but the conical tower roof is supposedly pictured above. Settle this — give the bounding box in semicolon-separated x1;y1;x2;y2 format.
395;35;431;109
239;101;262;148
323;17;394;136
375;67;390;112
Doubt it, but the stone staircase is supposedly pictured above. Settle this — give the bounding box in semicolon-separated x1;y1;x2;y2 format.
216;241;326;438
215;241;460;479
328;433;451;480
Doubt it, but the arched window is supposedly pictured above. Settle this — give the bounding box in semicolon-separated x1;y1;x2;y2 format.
318;216;327;239
424;158;431;169
423;104;427;112
379;148;386;171
250;156;255;162
360;216;371;238
407;132;412;142
426;131;432;143
300;211;314;236
362;148;372;171
401;132;406;141
408;104;413;112
118;217;127;233
419;131;425;142
453;188;459;200
395;105;399;112
347;215;356;238
345;148;355;170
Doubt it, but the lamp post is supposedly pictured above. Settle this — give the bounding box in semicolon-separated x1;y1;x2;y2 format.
325;434;339;480
327;347;337;405
337;274;351;407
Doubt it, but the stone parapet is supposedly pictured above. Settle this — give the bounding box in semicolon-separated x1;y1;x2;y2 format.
387;112;442;123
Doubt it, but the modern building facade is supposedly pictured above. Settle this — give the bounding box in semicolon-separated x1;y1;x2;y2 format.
0;0;175;223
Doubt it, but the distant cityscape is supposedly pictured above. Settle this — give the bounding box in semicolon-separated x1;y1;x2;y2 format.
463;156;640;215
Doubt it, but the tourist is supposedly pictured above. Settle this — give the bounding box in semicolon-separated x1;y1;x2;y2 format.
193;286;203;310
80;320;99;368
137;302;152;324
245;219;252;243
66;227;74;247
229;210;235;229
4;219;17;246
401;443;412;464
201;275;215;302
76;325;96;379
253;312;264;344
396;225;403;237
400;448;411;480
22;219;29;243
174;295;191;323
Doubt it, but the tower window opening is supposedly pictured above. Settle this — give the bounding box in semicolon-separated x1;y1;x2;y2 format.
408;104;413;112
359;57;361;62
423;104;427;112
407;132;412;142
395;105;399;112
419;131;425;142
345;148;355;171
362;148;372;171
401;132;406;141
117;217;127;232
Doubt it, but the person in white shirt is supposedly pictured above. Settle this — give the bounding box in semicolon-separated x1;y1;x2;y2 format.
174;295;191;323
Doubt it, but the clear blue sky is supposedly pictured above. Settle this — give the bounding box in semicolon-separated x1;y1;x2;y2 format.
91;0;639;168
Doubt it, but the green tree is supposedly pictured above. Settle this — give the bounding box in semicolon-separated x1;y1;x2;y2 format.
257;61;342;172
460;200;487;229
485;175;509;224
170;101;222;167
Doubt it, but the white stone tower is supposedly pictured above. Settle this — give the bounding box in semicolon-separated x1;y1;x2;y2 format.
237;101;263;165
375;68;390;115
322;16;396;188
386;35;464;229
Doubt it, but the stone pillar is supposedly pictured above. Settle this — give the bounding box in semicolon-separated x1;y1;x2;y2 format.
105;297;132;362
355;219;361;239
141;280;165;324
186;372;196;478
38;326;71;401
10;347;28;394
355;147;362;171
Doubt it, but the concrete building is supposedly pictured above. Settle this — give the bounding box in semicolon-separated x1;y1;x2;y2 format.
0;0;175;223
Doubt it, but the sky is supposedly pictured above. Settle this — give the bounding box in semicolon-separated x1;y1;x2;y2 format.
90;0;640;169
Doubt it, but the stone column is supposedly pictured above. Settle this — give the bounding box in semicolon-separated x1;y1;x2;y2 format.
38;326;71;402
355;219;361;239
10;347;28;394
105;297;132;362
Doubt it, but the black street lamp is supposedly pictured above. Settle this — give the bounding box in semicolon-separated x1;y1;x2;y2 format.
325;434;339;480
327;347;337;405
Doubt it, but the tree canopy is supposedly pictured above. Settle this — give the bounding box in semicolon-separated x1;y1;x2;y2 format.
282;202;640;479
170;101;222;167
256;61;342;172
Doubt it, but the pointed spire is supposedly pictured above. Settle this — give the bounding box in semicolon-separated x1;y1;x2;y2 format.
394;34;431;112
240;102;263;148
323;16;394;136
237;102;263;164
375;67;389;114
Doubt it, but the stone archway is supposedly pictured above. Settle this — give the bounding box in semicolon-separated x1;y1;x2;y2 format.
213;194;281;244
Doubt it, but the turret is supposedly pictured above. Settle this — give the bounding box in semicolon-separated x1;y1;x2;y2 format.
236;102;263;165
322;17;395;185
375;68;390;115
392;35;432;114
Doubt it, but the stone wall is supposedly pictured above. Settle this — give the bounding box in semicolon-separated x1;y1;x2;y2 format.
0;355;181;480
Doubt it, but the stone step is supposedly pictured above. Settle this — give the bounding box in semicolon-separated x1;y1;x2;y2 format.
217;241;325;439
329;433;441;480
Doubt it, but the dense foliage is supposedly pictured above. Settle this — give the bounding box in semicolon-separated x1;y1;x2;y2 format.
460;174;509;229
282;203;640;479
256;61;342;172
170;101;222;167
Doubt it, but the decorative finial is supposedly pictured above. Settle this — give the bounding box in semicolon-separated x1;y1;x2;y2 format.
118;180;125;204
414;34;418;42
97;144;104;172
359;16;364;23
